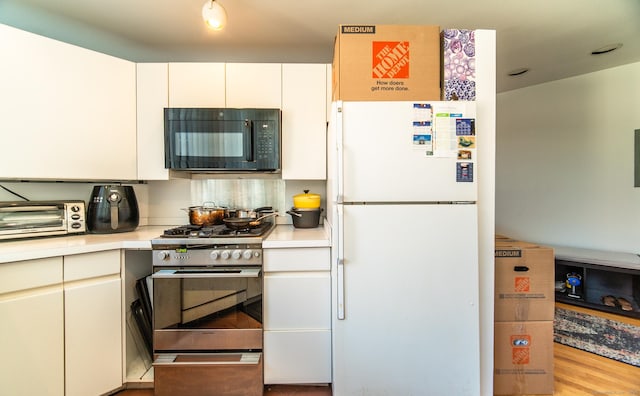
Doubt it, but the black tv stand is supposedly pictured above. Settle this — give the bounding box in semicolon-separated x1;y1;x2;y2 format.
553;246;640;319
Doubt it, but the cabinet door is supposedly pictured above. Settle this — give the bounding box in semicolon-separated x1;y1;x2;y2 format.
137;63;170;180
264;272;330;329
168;63;226;107
64;251;122;396
0;24;136;180
226;63;282;108
264;330;331;384
0;257;64;396
281;64;327;180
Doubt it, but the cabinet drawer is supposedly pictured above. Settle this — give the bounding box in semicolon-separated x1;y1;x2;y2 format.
0;257;62;294
64;250;120;282
264;330;331;384
264;272;330;329
264;248;330;272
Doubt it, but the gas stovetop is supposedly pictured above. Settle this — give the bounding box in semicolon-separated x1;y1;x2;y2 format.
151;221;275;246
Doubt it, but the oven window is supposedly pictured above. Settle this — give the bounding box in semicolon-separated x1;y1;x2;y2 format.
153;269;262;331
0;206;65;231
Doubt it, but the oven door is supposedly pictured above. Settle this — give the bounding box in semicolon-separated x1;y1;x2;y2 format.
0;203;67;239
152;266;263;351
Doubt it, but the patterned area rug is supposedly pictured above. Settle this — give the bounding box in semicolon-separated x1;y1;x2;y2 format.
554;307;640;367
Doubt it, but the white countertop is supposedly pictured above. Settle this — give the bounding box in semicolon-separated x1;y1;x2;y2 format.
0;224;331;263
263;223;331;248
552;245;640;271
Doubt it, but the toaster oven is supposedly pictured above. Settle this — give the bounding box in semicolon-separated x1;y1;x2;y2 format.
0;200;86;240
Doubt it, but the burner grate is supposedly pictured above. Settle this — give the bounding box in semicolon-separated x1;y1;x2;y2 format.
161;222;274;239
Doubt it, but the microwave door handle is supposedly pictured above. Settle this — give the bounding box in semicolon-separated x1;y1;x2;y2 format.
244;119;254;162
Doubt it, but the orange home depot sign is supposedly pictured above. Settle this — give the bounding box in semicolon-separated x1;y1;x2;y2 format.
372;41;410;78
514;276;531;292
511;335;532;364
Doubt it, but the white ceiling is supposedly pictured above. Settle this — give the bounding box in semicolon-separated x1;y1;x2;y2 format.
1;0;639;93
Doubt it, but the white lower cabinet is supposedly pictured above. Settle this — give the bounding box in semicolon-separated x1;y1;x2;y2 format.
264;330;331;384
0;251;124;396
0;257;65;396
64;250;122;396
263;247;331;384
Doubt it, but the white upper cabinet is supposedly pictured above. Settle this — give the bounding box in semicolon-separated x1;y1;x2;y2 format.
168;63;226;107
137;63;169;180
0;24;137;181
226;63;282;108
281;64;328;180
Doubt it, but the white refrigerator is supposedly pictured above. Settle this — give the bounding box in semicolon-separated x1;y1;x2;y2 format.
327;100;481;395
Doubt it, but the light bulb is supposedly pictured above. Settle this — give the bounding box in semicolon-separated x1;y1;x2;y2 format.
202;0;227;30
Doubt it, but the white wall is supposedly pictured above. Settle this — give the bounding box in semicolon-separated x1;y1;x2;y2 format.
496;62;640;253
0;182;150;225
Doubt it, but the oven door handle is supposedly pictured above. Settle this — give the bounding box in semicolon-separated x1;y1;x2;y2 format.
153;352;261;366
152;268;261;278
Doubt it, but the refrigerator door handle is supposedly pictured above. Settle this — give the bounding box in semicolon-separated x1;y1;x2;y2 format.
337;203;345;320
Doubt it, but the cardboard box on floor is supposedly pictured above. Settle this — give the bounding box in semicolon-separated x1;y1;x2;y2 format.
494;321;554;395
332;25;441;101
495;242;555;321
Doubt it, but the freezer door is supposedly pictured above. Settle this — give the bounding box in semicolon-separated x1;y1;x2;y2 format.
340;101;477;202
333;203;480;395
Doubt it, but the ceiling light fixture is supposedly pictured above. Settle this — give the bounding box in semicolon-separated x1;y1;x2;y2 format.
202;0;227;30
591;43;623;55
507;68;530;77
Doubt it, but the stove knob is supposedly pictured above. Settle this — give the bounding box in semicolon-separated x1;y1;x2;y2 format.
232;250;242;260
253;251;261;258
210;251;220;260
243;250;253;260
157;251;170;260
221;250;231;260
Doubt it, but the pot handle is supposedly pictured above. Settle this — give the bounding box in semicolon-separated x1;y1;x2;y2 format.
286;210;302;217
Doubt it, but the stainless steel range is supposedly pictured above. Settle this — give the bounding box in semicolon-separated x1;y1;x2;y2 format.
150;221;275;396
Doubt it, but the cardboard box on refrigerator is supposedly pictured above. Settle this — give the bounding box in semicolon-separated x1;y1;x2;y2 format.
495;243;555;321
494;321;554;395
332;25;441;101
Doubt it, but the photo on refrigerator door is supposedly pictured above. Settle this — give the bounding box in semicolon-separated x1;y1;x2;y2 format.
455;118;476;135
457;162;474;182
458;136;476;149
458;150;472;160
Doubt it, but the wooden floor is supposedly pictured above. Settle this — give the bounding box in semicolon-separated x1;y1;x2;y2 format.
115;303;640;396
542;303;640;396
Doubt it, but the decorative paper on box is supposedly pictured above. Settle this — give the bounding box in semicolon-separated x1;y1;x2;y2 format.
442;29;476;101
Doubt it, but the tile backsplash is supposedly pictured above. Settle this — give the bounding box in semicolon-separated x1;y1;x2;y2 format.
148;178;326;226
0;178;326;228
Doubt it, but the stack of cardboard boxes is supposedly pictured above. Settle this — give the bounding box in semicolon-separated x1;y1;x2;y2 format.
494;235;555;395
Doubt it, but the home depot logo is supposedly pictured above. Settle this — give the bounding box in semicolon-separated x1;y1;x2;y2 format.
372;41;410;78
511;335;531;364
515;277;531;292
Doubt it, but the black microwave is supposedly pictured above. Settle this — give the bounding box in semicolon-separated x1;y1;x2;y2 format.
164;108;281;172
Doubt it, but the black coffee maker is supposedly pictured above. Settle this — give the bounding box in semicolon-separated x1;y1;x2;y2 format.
87;185;139;233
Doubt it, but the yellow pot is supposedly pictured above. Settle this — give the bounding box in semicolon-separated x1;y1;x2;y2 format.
293;190;321;209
